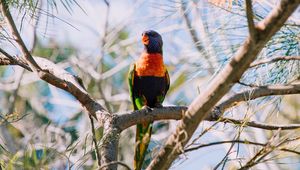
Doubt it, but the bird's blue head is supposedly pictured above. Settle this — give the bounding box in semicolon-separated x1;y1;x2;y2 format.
142;30;163;54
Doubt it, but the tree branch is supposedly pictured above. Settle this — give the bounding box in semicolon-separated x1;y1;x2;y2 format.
217;82;300;113
2;48;300;167
116;82;300;131
0;0;110;119
0;51;119;169
0;48;31;70
95;0;112;113
89;115;101;167
237;132;300;169
116;106;187;130
99;161;131;170
220;117;300;130
0;51;104;116
245;0;257;41
0;1;299;168
250;56;300;68
0;0;41;72
184;139;300;156
147;1;300;169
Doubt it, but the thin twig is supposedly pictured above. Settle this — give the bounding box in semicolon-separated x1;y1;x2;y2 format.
180;0;214;74
185;139;300;156
95;0;112;113
220;117;300;130
30;0;43;52
237;81;259;87
250;56;300;68
0;48;32;70
96;0;110;71
89;114;101;167
213;139;235;170
99;161;131;170
8;69;25;114
237;129;283;170
186;121;219;148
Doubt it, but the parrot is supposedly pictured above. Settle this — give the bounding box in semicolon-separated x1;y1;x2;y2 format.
128;30;170;170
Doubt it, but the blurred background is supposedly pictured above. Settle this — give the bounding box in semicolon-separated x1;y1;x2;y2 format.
0;0;299;169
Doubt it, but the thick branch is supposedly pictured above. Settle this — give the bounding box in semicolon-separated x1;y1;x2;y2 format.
0;52;104;118
116;83;300;131
116;106;187;130
250;56;300;68
147;1;300;169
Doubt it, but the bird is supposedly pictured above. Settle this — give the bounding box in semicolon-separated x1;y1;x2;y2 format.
128;30;170;170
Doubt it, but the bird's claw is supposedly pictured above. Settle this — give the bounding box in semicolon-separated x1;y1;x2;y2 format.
142;106;153;112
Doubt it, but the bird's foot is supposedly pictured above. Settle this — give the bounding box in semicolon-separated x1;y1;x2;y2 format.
142;105;153;112
154;103;163;108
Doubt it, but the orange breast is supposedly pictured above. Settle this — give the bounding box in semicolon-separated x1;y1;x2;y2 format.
135;53;166;77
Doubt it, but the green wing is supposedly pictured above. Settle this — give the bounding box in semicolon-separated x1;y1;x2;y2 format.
128;63;147;110
128;63;138;110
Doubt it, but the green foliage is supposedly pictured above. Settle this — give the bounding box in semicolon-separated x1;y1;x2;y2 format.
265;25;300;83
95;127;103;141
6;124;24;139
3;0;38;10
3;147;58;169
3;0;81;14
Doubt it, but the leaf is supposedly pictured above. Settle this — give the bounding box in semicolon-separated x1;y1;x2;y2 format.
95;127;103;141
6;124;24;139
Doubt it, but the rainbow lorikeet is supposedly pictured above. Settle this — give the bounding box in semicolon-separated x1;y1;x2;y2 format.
128;30;170;170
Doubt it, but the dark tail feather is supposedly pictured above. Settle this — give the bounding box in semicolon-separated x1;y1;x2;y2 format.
134;123;152;170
